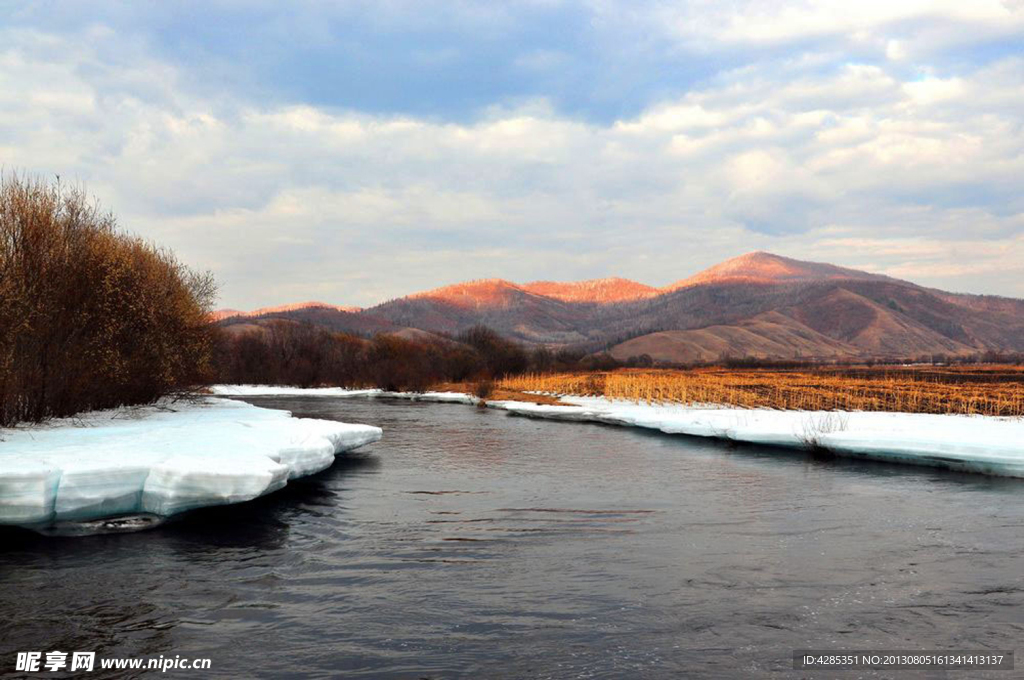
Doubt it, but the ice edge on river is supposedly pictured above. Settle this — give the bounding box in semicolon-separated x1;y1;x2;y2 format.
0;397;381;528
214;384;1024;479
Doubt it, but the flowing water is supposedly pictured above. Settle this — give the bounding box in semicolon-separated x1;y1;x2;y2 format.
2;397;1023;678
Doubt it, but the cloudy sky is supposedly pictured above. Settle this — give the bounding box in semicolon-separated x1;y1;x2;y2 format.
2;1;1023;308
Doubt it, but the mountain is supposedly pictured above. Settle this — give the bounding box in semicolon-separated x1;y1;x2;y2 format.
373;279;592;343
522;277;660;303
215;252;1024;361
600;257;1022;361
666;251;890;289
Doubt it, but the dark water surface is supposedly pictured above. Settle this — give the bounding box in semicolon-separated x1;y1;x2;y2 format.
3;397;1023;679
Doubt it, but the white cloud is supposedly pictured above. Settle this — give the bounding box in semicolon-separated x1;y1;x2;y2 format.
649;0;1024;55
0;18;1022;308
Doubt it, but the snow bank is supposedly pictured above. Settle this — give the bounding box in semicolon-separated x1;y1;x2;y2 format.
211;384;479;405
212;385;385;398
491;397;1024;478
0;398;381;528
209;385;1024;479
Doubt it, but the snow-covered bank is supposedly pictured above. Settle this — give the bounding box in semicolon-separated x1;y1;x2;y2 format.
491;397;1024;478
212;385;1024;479
0;398;381;529
212;384;479;404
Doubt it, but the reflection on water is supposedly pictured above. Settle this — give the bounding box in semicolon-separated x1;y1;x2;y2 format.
3;397;1024;679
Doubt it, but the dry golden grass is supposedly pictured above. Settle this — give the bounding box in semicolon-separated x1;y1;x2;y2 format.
500;366;1024;416
431;381;564;406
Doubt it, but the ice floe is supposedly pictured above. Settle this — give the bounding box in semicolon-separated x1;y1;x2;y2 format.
0;397;381;529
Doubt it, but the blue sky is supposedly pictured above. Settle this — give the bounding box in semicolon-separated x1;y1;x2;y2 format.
2;1;1023;308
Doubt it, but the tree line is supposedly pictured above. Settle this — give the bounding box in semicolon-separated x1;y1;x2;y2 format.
212;322;625;390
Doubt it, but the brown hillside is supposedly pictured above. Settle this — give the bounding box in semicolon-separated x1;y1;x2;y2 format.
783;287;975;355
608;311;858;363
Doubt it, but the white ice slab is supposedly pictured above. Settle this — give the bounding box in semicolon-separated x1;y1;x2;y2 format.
0;398;381;527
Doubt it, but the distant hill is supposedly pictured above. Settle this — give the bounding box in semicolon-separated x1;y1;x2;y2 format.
214;252;1024;361
211;301;362;322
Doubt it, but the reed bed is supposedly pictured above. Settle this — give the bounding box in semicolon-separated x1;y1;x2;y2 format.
500;367;1024;417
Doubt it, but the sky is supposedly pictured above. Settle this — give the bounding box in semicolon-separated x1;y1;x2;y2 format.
2;1;1023;309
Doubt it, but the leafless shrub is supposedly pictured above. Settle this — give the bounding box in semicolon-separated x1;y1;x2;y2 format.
0;173;217;425
474;380;495;400
798;412;850;453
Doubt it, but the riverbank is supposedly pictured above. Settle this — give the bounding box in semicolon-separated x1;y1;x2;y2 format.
212;385;1024;478
0;397;381;530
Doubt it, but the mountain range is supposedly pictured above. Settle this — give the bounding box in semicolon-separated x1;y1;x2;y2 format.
216;252;1024;362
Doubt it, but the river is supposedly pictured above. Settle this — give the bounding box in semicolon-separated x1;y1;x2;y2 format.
2;396;1022;678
